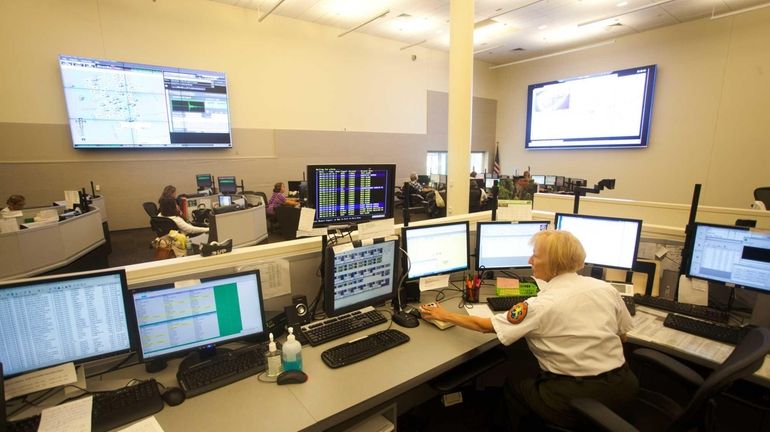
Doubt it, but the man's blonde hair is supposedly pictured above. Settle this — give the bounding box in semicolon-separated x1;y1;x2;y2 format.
530;230;586;279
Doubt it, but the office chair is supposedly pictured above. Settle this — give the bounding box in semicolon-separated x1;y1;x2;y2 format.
754;187;770;210
469;188;482;213
143;202;159;218
149;216;178;238
275;206;301;240
570;326;770;432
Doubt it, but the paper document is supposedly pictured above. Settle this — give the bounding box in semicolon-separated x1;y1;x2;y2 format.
677;275;708;306
465;304;495;319
38;395;92;432
236;259;292;299
636;242;656;260
357;218;395;240
419;275;450;291
297;208;316;232
118;416;166;432
0;218;19;233
628;310;733;362
5;363;77;400
497;204;532;221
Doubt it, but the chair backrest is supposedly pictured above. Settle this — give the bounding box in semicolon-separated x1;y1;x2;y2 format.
469;188;482;212
754;187;770;209
143;201;159;218
275;206;301;240
672;326;770;431
150;216;178;237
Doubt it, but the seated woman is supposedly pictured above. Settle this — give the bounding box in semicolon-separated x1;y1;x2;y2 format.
267;182;299;218
420;230;637;429
158;197;208;243
2;195;26;214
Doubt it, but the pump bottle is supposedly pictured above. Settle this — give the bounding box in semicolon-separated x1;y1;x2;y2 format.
281;327;303;371
265;332;282;377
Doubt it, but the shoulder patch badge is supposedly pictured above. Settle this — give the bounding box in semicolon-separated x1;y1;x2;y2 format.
507;302;528;324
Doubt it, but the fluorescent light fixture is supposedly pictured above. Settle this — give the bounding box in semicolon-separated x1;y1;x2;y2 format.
392;14;434;33
490;39;616;69
400;39;427;51
338;9;390;37
258;0;286;23
711;2;770;19
474;44;503;54
578;0;675;27
617;1;628;7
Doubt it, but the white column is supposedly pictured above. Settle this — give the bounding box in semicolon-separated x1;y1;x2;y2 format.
446;0;474;216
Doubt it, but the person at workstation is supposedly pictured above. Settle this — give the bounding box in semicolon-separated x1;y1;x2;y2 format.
267;182;299;217
2;195;25;214
469;171;488;202
420;230;637;430
515;171;537;200
158;197;209;238
408;173;434;194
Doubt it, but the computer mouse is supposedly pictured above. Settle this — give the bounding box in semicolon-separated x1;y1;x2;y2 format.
277;370;308;385
392;310;419;328
161;387;186;406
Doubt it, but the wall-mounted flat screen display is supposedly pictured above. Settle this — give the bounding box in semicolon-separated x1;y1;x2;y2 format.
525;65;656;150
59;55;232;149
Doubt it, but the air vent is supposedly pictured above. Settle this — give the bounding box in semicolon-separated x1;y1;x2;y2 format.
511;47;526;51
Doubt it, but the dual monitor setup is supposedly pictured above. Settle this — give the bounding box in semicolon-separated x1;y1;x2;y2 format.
195;174;239;195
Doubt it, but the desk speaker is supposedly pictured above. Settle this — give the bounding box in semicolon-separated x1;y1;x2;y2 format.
285;295;312;327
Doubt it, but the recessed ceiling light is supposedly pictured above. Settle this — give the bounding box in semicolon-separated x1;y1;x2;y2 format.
617;1;628;6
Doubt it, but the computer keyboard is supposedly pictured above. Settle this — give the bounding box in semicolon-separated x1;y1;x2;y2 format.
486;295;535;311
622;295;636;316
177;346;267;397
6;379;163;432
300;306;387;346
633;294;729;323
321;329;410;368
663;313;747;345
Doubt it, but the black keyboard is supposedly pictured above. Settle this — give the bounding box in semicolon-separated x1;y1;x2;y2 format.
486;295;534;311
7;379;163;432
300;306;387;346
622;295;636;316
634;294;729;323
663;313;748;345
321;329;410;368
178;346;267;397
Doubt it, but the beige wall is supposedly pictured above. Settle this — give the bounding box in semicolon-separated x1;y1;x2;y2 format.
0;0;498;229
494;9;770;209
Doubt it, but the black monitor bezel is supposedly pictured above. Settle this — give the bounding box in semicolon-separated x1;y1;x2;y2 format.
684;222;770;293
196;174;213;189
554;212;642;271
323;239;399;317
306;164;397;226
127;270;266;363
402;221;470;280
0;269;136;378
475;220;551;271
217;176;237;195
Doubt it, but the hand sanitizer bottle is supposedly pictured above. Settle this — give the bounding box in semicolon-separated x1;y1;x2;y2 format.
265;332;282;377
281;327;303;371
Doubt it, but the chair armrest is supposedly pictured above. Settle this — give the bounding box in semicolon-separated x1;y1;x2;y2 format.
633;348;704;387
570;398;638;432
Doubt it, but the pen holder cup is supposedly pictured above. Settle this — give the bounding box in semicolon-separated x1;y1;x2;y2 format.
465;284;480;303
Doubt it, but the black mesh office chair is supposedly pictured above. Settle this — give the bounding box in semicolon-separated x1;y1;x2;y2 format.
149;216;178;238
570;326;770;432
469;188;482;212
143;202;159;218
754;187;770;210
275;206;301;240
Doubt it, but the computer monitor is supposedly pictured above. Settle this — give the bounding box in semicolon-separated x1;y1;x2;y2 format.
532;175;545;184
555;213;642;270
218;195;232;207
196;174;213;190
544;175;556;186
555;176;565;188
417;175;430;186
476;221;550;270
402;221;470;280
128;270;266;363
287;180;302;193
307;164;396;226
485;178;496;189
685;223;770;293
217;176;237;195
0;269;134;378
323;239;399;317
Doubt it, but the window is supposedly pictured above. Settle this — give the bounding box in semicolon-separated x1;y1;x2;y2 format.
426;151;486;175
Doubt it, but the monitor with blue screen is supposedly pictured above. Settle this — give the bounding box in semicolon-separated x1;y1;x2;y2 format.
324;239;398;316
128;270;265;362
217;176;237;194
555;213;642;270
476;221;550;270
686;223;770;293
402;222;470;279
0;269;133;377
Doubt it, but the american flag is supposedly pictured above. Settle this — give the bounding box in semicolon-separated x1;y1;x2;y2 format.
492;143;501;176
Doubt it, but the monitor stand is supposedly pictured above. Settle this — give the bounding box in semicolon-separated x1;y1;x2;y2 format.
178;346;232;373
